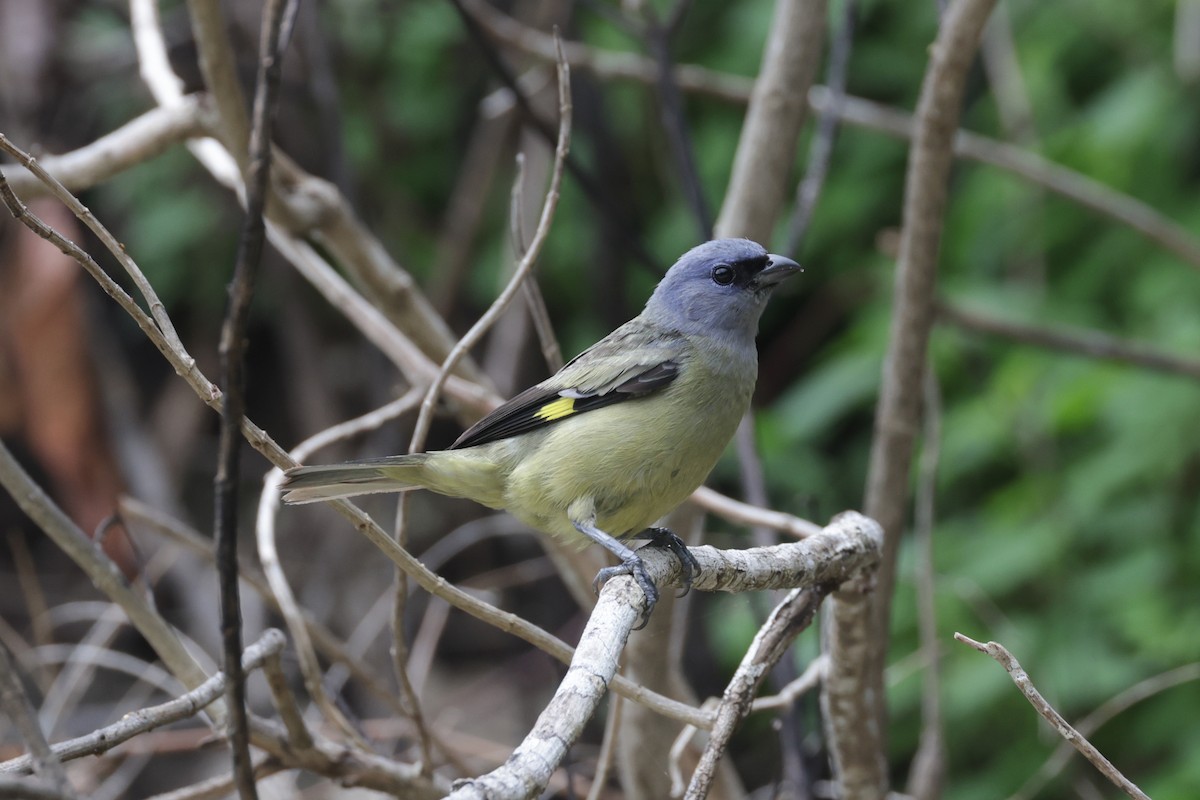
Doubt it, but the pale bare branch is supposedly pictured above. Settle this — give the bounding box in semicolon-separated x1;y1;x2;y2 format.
0;631;285;776
956;634;1151;800
3;97;210;198
825;2;998;797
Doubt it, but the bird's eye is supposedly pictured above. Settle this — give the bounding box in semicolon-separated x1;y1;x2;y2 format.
711;264;735;286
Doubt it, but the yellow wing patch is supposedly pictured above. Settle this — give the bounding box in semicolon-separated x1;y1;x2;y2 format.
534;396;576;421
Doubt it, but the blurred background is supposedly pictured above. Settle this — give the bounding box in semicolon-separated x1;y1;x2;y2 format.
1;0;1198;798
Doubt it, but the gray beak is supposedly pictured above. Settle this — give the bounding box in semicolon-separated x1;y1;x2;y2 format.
757;254;803;287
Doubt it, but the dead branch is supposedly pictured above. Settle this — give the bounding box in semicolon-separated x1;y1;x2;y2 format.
0;641;75;797
936;301;1200;381
0;630;285;776
684;586;830;800
956;634;1151;800
824;2;998;797
211;1;296;794
2;97;210;198
0;439;220;725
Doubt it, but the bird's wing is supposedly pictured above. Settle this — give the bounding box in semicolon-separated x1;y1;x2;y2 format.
450;321;684;450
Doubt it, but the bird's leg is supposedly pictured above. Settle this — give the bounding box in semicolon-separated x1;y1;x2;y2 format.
571;519;659;630
630;527;700;597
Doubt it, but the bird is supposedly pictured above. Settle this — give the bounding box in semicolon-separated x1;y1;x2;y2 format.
282;238;800;627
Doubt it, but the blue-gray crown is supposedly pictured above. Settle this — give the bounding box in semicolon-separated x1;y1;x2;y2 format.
643;239;800;339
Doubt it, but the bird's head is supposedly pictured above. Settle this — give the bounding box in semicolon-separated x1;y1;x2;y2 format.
644;239;801;340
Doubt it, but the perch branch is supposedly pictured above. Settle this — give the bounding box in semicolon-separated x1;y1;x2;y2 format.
447;512;880;800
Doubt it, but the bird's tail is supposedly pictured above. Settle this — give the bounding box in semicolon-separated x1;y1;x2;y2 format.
281;454;431;504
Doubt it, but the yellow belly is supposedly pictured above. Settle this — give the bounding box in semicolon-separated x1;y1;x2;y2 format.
502;356;752;542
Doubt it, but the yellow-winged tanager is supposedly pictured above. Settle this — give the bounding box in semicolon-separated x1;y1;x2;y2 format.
282;239;800;626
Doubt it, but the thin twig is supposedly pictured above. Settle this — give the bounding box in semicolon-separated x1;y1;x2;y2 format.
1009;662;1200;800
685;587;831;800
691;486;823;538
38;605;126;737
510;154;565;372
643;7;713;238
955;634;1151;800
259;647;314;751
906;364;945;800
0;631;286;776
213;2;295;796
749;654;827;713
0;641;75;797
786;0;857;255
937;301;1200;381
409;34;571;455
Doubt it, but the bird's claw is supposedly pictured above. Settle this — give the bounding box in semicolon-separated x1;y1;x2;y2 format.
593;556;659;630
642;527;700;597
589;528;699;630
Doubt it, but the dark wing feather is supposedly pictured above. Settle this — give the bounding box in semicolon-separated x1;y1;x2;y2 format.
450;359;679;450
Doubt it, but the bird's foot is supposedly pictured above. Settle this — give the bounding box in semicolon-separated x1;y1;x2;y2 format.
637;527;701;597
593;555;659;630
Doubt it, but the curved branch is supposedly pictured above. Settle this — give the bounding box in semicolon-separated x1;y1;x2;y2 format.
0;631;285;776
0;440;220;725
2;97;210;198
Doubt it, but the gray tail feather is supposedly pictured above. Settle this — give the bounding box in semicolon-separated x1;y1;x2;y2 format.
281;455;427;504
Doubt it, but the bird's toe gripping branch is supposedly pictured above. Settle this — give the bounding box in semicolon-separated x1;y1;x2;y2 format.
593;556;659;630
573;519;701;630
635;526;701;597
